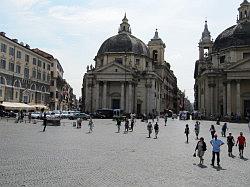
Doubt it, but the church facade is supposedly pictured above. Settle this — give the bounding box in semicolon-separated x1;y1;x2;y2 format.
82;15;178;115
194;0;250;118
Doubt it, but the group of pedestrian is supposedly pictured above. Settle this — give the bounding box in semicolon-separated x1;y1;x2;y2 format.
147;121;159;139
116;117;135;133
192;120;247;167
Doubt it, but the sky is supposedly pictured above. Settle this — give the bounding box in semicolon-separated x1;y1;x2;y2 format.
0;0;244;102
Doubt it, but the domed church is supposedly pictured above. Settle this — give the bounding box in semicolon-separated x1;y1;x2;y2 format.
194;0;250;119
82;15;177;115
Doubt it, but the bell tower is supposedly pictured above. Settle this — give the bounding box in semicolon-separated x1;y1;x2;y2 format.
237;0;250;23
148;29;166;64
199;20;213;60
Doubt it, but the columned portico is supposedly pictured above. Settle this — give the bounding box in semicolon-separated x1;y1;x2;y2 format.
223;82;227;116
128;82;133;113
120;82;125;110
103;81;107;108
96;81;99;110
227;81;231;115
236;80;241;116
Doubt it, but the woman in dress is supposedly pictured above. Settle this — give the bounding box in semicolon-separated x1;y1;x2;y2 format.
195;137;207;165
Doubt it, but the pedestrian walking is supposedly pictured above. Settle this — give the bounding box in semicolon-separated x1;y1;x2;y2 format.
210;134;224;167
164;114;168;126
116;117;122;133
221;123;228;137
130;118;135;132
77;117;82;128
236;132;247;158
28;112;32;123
185;124;190;143
88;117;94;133
42;112;47;132
227;132;235;157
216;117;220;125
154;122;159;139
209;125;216;139
147;122;153;138
124;118;129;133
194;121;200;140
194;137;207;165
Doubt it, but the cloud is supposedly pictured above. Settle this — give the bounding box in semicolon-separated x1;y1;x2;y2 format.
9;0;49;10
48;5;122;24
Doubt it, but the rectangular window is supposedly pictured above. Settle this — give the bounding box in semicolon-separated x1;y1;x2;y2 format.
38;60;41;67
243;53;250;59
0;89;2;97
51;63;54;67
24;68;29;79
9;62;14;72
9;47;15;56
16;65;21;74
47;74;50;82
16;91;18;99
146;61;149;67
1;43;7;53
0;59;6;69
33;58;37;65
37;71;41;80
47;64;50;70
135;59;140;66
17;51;21;59
220;56;225;64
115;58;123;64
25;54;29;62
32;69;36;78
42;72;46;81
43;62;46;69
51;80;54;86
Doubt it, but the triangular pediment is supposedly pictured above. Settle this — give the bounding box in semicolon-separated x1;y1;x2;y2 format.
94;62;134;74
226;58;250;71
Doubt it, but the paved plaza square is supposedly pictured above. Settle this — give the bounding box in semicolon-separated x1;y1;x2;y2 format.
0;118;250;186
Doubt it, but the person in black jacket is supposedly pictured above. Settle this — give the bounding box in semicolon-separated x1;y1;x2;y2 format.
184;124;190;143
195;137;207;165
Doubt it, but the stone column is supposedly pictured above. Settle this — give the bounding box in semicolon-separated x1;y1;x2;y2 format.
209;83;214;116
227;81;231;115
236;80;241;116
128;82;132;113
134;84;137;113
223;83;227;116
120;82;124;110
85;79;88;111
103;81;107;108
96;81;99;110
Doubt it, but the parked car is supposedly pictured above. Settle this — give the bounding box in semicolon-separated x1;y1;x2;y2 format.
90;112;105;119
69;112;90;120
61;111;71;119
31;112;42;119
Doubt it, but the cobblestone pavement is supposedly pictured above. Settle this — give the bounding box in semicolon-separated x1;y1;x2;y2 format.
0;118;250;187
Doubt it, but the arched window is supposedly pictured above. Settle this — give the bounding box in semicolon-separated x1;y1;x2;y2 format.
240;11;243;19
245;10;248;18
14;80;21;88
153;50;158;61
31;84;36;91
41;86;46;92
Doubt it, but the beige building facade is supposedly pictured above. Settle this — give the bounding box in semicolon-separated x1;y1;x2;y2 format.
0;33;51;106
82;15;178;115
194;0;250;118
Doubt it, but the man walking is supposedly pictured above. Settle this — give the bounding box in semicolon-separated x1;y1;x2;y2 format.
42;112;47;132
164;114;168;126
236;132;246;159
210;134;224;167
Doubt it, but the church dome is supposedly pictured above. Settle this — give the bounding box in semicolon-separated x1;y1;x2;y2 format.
97;14;150;57
213;22;250;52
97;33;150;57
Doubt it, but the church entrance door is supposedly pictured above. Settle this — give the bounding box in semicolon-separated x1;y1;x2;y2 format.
112;99;120;109
244;100;250;116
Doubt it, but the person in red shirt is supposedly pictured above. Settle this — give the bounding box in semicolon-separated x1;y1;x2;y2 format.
236;132;247;159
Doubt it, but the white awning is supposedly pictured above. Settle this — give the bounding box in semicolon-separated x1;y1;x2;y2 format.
0;102;34;110
30;104;49;110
